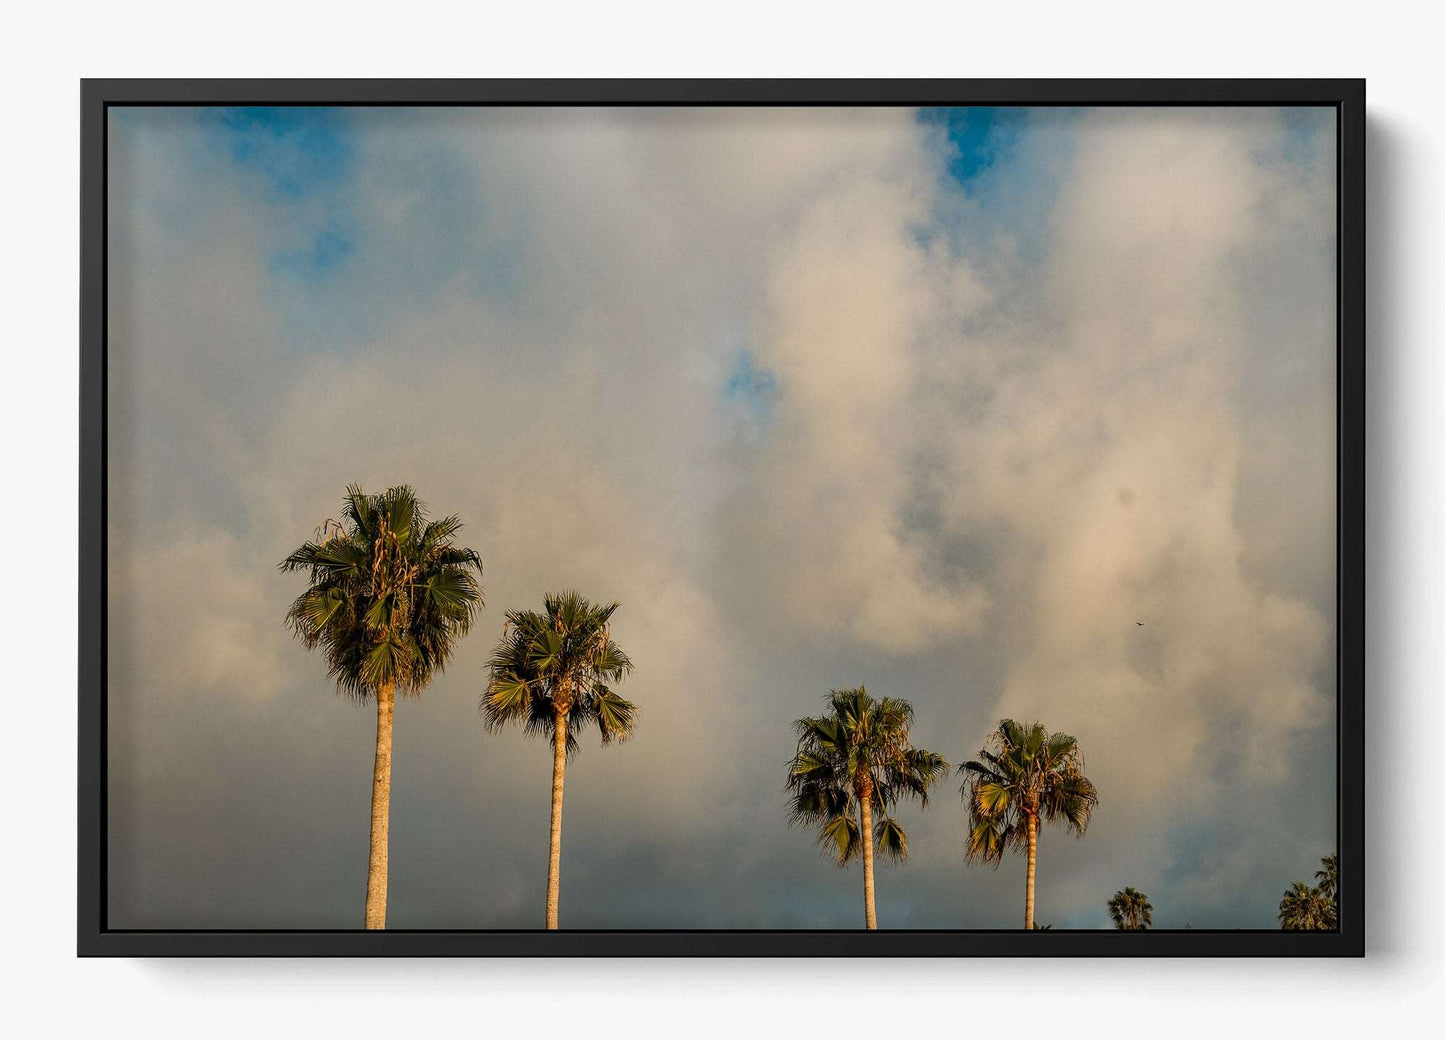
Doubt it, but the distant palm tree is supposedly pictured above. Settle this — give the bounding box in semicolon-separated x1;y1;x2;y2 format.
281;484;483;929
1315;853;1338;904
1279;852;1339;931
785;686;948;929
1107;886;1153;930
960;719;1099;930
1278;880;1335;931
482;591;636;929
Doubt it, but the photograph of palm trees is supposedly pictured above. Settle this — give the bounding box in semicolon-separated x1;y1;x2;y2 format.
106;104;1339;932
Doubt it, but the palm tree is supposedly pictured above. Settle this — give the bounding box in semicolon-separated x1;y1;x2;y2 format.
1107;886;1153;930
1278;880;1335;931
960;719;1099;930
1279;852;1338;931
482;591;636;929
785;686;948;929
1315;853;1338;904
281;484;483;929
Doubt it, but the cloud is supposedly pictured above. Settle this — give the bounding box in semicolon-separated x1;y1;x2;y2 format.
105;105;1337;929
968;108;1335;787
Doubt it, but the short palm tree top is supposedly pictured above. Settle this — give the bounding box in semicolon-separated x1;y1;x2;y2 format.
1278;880;1335;931
1107;886;1153;930
1279;852;1339;931
280;484;484;697
786;686;948;864
960;719;1098;865
482;590;637;753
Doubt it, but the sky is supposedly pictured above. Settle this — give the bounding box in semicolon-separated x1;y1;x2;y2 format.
106;104;1337;930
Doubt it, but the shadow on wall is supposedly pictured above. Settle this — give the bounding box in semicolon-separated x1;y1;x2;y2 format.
1364;112;1405;961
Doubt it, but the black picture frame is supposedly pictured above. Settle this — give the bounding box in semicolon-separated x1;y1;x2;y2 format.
79;77;1365;957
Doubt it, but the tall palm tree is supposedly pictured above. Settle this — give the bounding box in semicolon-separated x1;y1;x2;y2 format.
1278;880;1335;931
960;719;1099;930
785;686;948;929
281;484;483;929
1107;886;1153;930
482;591;636;929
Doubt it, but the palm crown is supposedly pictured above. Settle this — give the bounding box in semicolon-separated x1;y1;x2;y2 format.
786;687;948;867
482;591;637;750
1107;886;1153;930
281;484;484;698
1278;852;1338;931
960;719;1098;865
1278;880;1335;931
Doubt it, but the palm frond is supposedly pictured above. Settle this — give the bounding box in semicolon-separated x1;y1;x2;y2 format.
817;811;862;865
965;815;1012;867
588;686;638;744
874;816;909;864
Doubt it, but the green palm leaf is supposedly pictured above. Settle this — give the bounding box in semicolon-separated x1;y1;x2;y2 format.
874;816;909;863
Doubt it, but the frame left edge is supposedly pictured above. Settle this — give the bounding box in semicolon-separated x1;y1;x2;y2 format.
78;78;107;956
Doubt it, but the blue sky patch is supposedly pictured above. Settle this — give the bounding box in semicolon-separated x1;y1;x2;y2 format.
724;349;779;427
212;107;354;199
271;224;356;280
918;107;1023;186
1278;106;1333;166
204;107;360;284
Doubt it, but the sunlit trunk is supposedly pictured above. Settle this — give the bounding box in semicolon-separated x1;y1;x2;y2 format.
1024;812;1038;930
545;706;569;929
364;682;395;929
859;784;877;929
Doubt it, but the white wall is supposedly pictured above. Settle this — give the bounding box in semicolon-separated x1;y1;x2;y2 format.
2;2;1438;1035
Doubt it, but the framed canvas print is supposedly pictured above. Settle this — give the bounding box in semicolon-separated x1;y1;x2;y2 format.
80;79;1364;956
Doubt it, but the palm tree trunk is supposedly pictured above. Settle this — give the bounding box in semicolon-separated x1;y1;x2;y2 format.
859;791;877;930
1024;812;1038;930
545;706;569;929
364;682;395;930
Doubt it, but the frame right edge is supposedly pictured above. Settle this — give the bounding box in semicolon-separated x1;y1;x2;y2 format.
1337;77;1366;957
